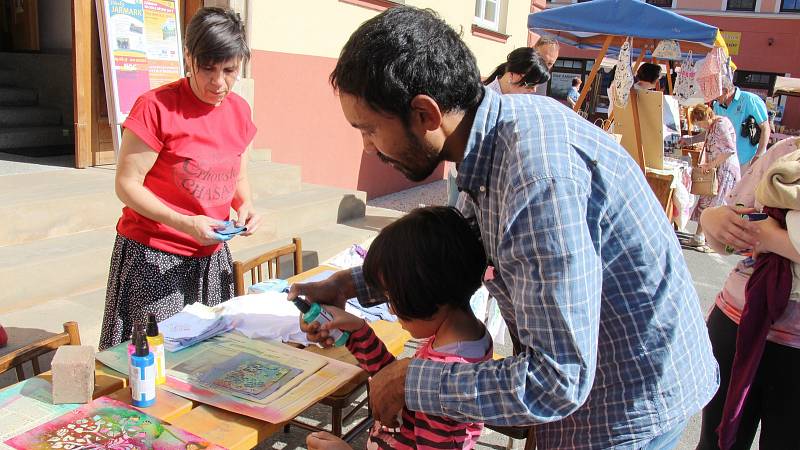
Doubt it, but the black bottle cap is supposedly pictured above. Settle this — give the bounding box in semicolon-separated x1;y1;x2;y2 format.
134;328;150;357
146;313;159;337
292;298;311;314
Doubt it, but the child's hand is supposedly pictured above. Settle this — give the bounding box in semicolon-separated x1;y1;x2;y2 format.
319;305;366;333
306;431;353;450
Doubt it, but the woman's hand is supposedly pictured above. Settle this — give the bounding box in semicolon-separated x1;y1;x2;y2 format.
753;216;782;259
697;163;712;173
179;215;230;246
234;202;261;236
700;206;761;253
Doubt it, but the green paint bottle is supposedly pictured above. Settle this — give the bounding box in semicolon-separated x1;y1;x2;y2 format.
292;299;350;347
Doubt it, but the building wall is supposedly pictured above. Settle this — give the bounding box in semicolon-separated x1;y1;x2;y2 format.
248;0;532;199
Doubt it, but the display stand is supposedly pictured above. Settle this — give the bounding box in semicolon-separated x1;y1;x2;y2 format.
95;0;184;154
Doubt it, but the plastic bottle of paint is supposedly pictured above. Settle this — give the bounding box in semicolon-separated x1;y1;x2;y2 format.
127;324;142;380
292;298;349;347
129;328;156;407
145;313;166;385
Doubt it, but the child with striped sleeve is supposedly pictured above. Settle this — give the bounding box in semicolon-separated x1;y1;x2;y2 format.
305;206;493;450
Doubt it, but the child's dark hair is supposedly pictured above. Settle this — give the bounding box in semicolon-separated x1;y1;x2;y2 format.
185;7;250;68
362;206;487;320
636;62;662;83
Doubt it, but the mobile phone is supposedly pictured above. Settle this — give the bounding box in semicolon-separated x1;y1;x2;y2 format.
743;213;768;221
216;220;247;236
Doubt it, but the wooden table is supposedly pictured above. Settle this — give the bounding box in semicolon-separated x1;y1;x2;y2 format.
2;265;409;450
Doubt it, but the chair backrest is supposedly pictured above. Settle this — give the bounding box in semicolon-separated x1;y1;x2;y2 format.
645;171;676;219
233;237;303;296
0;321;81;382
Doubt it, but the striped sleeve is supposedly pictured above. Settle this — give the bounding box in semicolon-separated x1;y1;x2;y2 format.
346;323;395;375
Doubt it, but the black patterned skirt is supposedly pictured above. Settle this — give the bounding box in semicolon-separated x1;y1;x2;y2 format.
98;234;234;350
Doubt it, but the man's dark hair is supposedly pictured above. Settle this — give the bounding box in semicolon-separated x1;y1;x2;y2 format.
636;63;662;83
362;206;487;320
185;7;250;67
330;6;483;122
484;47;551;87
572;77;582;87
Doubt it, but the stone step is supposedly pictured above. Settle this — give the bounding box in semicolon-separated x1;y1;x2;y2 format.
0;106;62;127
0;86;37;106
0;126;72;150
0;68;15;86
0;161;303;247
230;207;404;272
0;185;368;312
247;160;301;199
0;228;118;315
0;209;404;349
232;184;367;251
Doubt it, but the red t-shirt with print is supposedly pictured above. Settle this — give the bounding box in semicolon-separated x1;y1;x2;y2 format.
118;77;256;257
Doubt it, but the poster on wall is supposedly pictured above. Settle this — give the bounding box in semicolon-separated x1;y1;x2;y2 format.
549;71;577;100
96;0;183;153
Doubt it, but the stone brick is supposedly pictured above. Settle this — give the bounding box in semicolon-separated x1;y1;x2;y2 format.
51;345;95;404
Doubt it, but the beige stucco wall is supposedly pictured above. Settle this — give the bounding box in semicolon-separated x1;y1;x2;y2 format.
250;0;532;76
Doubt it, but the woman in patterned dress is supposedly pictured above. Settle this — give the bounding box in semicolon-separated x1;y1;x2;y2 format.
98;7;260;350
687;104;741;252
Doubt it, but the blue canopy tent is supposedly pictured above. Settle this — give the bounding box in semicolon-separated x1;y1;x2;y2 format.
528;0;719;57
528;0;722;112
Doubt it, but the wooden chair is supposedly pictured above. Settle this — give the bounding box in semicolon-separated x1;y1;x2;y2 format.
645;171;676;223
0;321;81;382
233;237;303;296
681;145;702;167
487;425;536;450
287;368;373;442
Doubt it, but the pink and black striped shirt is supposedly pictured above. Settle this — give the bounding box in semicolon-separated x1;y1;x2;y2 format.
346;323;492;450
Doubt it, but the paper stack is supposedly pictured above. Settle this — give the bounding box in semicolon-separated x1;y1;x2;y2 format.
159;303;232;351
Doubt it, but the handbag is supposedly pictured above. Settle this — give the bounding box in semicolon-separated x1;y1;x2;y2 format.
691;123;719;196
741;115;762;146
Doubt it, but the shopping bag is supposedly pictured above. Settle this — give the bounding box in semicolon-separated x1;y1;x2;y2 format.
653;40;682;61
696;47;724;103
612;38;634;108
674;51;702;105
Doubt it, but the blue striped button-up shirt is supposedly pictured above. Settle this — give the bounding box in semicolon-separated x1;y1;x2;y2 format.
353;87;718;449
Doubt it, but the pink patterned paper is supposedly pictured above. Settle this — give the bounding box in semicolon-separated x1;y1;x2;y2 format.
4;396;226;450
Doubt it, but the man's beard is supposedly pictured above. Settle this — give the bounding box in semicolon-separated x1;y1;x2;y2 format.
377;129;441;182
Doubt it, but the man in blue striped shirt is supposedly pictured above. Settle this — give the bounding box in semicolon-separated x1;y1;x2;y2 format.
293;7;719;449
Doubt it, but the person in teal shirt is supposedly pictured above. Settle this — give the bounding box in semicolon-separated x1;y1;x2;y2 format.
712;86;770;167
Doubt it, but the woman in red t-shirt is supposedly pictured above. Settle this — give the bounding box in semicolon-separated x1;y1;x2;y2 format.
99;7;260;350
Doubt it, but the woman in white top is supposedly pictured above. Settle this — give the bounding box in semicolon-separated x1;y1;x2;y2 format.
482;47;551;95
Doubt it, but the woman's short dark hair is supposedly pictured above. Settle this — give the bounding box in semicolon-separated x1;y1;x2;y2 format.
484;47;551;87
362;206;487;320
636;63;662;83
185;7;249;68
330;7;483;123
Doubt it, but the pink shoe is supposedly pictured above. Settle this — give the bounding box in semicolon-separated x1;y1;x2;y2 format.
0;325;7;348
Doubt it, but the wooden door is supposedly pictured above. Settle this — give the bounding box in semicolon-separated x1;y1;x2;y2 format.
9;0;39;51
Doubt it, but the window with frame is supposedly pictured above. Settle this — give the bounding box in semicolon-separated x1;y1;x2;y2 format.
474;0;501;31
646;0;673;7
781;0;800;12
726;0;756;11
734;70;777;98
